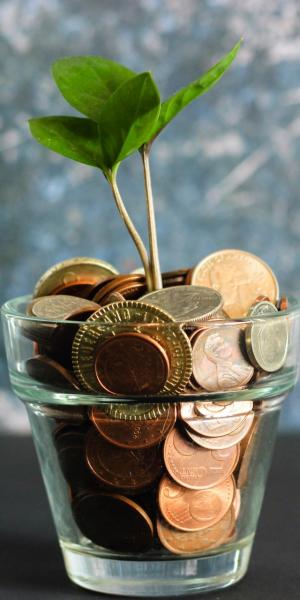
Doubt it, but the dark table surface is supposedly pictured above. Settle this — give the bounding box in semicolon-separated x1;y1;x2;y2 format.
0;434;300;600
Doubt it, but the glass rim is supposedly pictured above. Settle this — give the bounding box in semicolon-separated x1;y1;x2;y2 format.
2;294;300;327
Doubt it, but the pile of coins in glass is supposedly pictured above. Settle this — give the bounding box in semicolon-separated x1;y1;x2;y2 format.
24;248;289;555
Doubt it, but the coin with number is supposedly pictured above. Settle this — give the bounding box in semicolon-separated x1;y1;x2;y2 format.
86;427;163;490
72;301;192;395
33;257;118;298
190;250;279;318
157;507;235;555
245;301;289;372
72;491;153;552
141;285;223;323
158;473;235;531
94;332;170;396
164;427;239;489
192;327;254;392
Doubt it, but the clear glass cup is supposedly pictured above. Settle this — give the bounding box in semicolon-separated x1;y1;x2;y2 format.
2;295;300;597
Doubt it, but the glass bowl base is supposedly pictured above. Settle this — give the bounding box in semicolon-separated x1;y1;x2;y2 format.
61;536;253;596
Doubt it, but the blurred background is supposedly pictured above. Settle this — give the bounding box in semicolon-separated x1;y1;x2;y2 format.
1;0;300;432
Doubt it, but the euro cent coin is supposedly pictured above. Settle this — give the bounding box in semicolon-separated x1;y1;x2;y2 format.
190;249;279;318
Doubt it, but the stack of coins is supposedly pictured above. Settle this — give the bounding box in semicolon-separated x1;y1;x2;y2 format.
25;250;289;396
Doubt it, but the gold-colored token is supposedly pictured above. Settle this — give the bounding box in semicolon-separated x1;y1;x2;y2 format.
245;301;289;372
140;285;223;323
190;249;279;318
72;300;192;395
33;257;118;298
106;402;169;421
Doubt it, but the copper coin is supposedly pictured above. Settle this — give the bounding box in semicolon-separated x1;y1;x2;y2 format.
195;400;253;418
233;489;241;519
185;412;254;450
102;291;125;305
86;427;163;490
164;427;239;489
94;332;170;396
87;275;117;300
180;402;248;438
157;508;235;555
192;327;254;392
277;295;288;311
26;355;80;390
92;274;145;304
158;473;235;531
190;249;279;318
90;404;176;449
72;491;153;552
33;257;118;298
236;416;260;489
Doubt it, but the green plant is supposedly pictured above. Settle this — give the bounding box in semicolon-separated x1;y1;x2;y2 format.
29;40;242;291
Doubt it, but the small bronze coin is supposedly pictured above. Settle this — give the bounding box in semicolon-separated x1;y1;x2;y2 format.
86;427;163;490
180;402;248;438
246;301;289;372
185;412;254;450
158;473;235;532
157;508;235;555
94;332;170;396
141;285;223;323
102;291;125;305
163;427;239;489
33;257;118;298
26;355;80;390
92;274;146;304
194;400;253;418
192;327;254;392
90;404;177;449
72;491;154;552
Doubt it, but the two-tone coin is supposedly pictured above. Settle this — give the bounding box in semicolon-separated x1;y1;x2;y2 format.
163;427;239;489
158;473;235;531
190;249;279;318
141;285;223;323
192;327;254;391
246;301;289;372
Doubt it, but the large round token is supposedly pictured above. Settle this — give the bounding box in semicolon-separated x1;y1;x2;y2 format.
164;427;239;489
72;491;153;552
94;332;170;395
90;404;176;449
157;508;235;555
180;402;248;437
190;250;279;318
192;327;254;392
140;286;223;323
33;257;118;298
72;301;192;395
185;412;254;450
245;301;289;372
158;474;235;531
86;427;163;490
106;401;169;421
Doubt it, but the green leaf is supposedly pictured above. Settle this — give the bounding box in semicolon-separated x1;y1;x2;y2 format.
147;40;242;143
52;56;136;121
28;116;104;168
98;72;160;170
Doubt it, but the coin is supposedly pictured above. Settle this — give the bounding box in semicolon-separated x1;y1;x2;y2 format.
92;274;146;304
194;400;253;418
164;427;239;489
72;491;153;552
157;508;235;555
192;327;254;391
29;295;100;321
245;301;289;372
72;301;192;395
33;257;118;298
141;286;223;323
233;489;241;519
26;355;80;390
106;401;169;421
180;402;248;438
90;404;176;449
102;291;125;305
86;427;163;490
185;412;254;450
277;295;288;311
158;473;235;531
236;416;260;489
190;250;279;318
94;332;170;396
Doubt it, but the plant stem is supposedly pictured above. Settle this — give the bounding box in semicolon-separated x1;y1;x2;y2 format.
141;145;162;290
109;169;152;291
